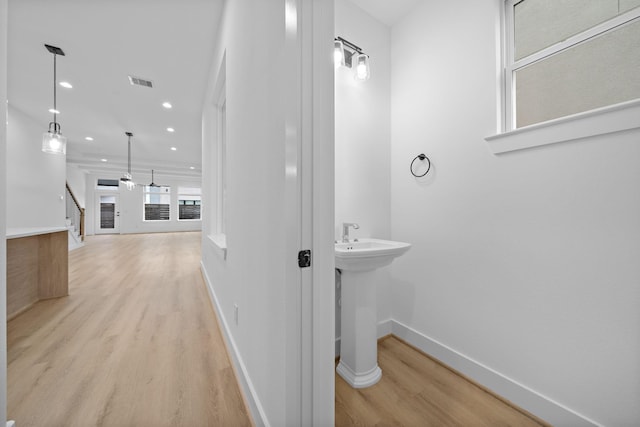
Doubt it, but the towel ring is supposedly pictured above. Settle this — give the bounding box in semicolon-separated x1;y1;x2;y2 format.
410;154;431;178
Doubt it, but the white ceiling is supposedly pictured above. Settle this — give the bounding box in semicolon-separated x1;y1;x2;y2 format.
7;0;224;180
349;0;424;27
7;0;421;182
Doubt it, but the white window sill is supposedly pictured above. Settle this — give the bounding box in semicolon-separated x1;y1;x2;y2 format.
485;99;640;154
208;233;227;260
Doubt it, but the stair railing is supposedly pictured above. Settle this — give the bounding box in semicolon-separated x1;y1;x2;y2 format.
65;182;85;242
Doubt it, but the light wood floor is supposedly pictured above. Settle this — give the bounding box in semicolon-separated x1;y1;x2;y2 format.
336;335;550;427
10;231;548;427
8;232;251;427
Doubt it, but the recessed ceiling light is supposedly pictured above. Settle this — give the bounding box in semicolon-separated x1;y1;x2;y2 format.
101;158;107;162
48;108;60;114
190;166;195;170
85;136;94;141
59;81;73;89
162;102;172;109
166;127;175;132
170;147;177;151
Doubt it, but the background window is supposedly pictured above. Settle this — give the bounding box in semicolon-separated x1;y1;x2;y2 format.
144;186;170;221
178;187;201;220
96;178;120;190
505;0;640;129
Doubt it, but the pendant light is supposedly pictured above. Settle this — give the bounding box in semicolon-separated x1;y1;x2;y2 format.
120;132;135;191
42;44;67;155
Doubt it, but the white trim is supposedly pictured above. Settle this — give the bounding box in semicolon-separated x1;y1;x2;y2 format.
503;0;515;131
308;0;336;424
95;192;120;234
200;262;269;427
390;319;603;427
485;98;640;154
206;233;227;260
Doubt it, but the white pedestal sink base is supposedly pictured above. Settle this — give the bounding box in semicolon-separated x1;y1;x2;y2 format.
337;269;381;389
336;360;381;388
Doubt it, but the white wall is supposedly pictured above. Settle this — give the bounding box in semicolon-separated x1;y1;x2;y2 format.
84;172;201;236
66;165;87;207
200;1;302;424
335;0;392;348
390;0;640;426
6;106;66;229
0;0;8;421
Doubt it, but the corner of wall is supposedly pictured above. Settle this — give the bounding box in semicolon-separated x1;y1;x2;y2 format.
0;0;9;422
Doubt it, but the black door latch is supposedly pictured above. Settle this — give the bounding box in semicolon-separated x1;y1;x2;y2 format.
298;250;311;268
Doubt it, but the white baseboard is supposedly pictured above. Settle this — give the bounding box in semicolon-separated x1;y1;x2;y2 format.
204;274;599;427
389;319;602;427
200;262;270;427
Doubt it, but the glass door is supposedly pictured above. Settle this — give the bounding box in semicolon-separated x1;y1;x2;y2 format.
96;194;119;234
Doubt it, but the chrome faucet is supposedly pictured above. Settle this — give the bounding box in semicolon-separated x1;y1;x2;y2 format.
342;222;360;243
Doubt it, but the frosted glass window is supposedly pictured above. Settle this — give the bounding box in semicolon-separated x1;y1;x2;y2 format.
514;0;618;60
516;19;640;128
621;0;640;13
505;0;640;129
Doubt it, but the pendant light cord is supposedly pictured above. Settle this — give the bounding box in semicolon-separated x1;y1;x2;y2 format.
128;136;132;175
53;53;57;125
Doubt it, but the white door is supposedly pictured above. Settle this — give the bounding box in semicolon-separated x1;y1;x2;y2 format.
96;194;120;234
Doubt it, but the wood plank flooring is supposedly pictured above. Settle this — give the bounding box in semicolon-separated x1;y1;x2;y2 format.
335;335;550;427
8;232;251;427
10;231;549;427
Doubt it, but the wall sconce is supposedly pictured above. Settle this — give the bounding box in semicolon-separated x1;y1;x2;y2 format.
42;44;67;155
334;36;370;81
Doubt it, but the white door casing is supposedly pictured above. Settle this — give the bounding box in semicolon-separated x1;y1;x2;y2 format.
95;193;120;234
283;0;335;425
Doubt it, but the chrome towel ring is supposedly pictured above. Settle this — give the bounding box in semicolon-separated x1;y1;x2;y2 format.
410;153;431;178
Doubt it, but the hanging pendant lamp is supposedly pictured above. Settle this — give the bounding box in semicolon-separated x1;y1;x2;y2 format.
42;44;67;155
120;132;135;190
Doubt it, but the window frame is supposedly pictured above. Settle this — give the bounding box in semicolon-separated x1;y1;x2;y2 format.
96;178;121;191
488;1;640;152
142;185;171;222
216;94;227;235
177;186;202;221
504;0;640;131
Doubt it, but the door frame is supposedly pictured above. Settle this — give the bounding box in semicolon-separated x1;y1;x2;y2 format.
95;192;120;234
0;0;8;423
283;0;335;425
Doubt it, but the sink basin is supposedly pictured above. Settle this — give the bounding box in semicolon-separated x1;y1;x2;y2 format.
335;238;411;271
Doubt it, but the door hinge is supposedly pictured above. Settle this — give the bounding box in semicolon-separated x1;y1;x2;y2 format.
298;249;311;268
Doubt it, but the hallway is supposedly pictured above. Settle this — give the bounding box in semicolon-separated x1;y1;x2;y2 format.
7;232;251;426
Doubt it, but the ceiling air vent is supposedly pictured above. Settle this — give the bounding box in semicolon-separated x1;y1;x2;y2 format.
128;75;153;88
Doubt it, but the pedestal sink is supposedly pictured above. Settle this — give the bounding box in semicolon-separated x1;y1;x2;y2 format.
335;238;411;388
